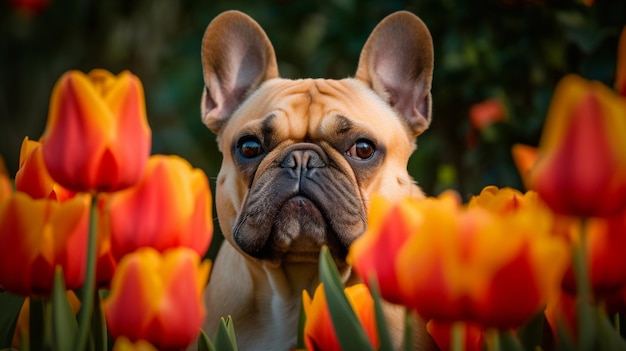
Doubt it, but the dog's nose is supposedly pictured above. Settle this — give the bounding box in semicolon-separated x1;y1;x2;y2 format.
280;147;326;176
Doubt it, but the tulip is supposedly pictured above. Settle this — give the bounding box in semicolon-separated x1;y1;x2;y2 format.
560;209;626;296
545;291;578;341
469;98;506;131
0;192;90;296
112;337;158;351
511;144;538;190
0;156;12;201
101;155;213;260
395;191;568;329
616;26;626;96
95;196;118;287
104;247;211;350
530;74;626;217
302;283;378;351
15;137;75;202
468;185;542;214
426;321;484;351
348;192;461;304
40;69;151;193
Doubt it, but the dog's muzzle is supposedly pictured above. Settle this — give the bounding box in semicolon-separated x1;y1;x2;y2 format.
232;143;366;265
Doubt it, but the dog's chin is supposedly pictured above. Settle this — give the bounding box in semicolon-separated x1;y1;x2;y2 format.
236;196;350;268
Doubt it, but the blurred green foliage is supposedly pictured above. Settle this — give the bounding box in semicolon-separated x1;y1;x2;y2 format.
1;0;624;252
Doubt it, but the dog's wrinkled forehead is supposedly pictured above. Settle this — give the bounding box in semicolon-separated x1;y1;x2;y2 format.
218;77;413;154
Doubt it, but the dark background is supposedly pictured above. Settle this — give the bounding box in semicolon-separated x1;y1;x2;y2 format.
1;0;625;256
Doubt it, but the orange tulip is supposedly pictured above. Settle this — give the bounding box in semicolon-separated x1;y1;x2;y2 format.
545;291;578;341
348;192;460;304
302;283;378;351
104;247;211;350
426;321;484;351
395;189;568;329
15;137;75;202
468;185;543;214
560;209;626;296
0;156;12;201
530;74;626;217
511;144;538;190
40;69;151;193
111;337;158;351
616;26;626;96
0;192;90;296
101;155;213;260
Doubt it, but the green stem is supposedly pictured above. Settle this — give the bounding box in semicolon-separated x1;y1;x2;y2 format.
573;217;594;351
488;329;501;351
451;322;464;351
74;195;99;351
403;308;414;351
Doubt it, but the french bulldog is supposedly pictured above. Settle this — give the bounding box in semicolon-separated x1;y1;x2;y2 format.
200;10;437;351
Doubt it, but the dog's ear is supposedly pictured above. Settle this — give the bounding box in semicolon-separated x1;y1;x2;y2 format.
201;11;279;134
356;11;434;137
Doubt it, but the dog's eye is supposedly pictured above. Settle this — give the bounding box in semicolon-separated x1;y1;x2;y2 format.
346;140;375;160
238;137;264;159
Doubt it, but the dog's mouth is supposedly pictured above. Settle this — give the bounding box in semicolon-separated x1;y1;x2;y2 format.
231;144;366;266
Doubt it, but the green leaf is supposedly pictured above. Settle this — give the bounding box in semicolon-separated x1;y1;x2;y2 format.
197;330;215;351
367;275;394;351
596;307;626;351
516;309;545;350
51;267;78;351
91;291;107;351
29;298;45;351
213;317;238;351
0;291;25;349
319;246;375;351
499;330;524;351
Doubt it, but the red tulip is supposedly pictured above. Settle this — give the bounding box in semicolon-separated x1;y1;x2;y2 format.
560;210;626;296
104;247;211;350
101;155;213;260
111;337;158;351
302;283;378;351
469;98;506;131
511;144;538;190
0;193;90;296
530;74;626;217
15;137;75;202
426;321;484;351
348;192;461;304
396;189;568;329
41;69;151;193
0;157;12;201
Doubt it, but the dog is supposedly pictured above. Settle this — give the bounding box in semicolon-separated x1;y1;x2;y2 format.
200;10;437;351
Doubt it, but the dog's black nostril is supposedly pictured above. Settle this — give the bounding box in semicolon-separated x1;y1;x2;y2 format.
280;149;326;171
